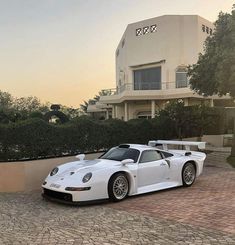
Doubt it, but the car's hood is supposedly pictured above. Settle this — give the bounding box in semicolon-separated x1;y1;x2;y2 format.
55;159;119;178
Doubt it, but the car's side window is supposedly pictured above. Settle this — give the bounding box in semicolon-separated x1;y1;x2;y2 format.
160;151;174;158
139;150;162;163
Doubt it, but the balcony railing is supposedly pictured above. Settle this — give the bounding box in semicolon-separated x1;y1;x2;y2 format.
100;82;189;96
100;88;117;96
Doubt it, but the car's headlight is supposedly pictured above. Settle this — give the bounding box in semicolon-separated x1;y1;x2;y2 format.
50;167;59;176
82;172;92;183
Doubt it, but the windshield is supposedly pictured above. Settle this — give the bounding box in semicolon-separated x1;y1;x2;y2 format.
100;147;140;162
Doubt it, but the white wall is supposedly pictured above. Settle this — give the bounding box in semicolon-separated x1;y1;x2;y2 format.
0;153;102;193
116;15;213;89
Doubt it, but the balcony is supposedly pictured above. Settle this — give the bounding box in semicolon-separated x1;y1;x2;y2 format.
99;82;196;104
101;81;187;95
87;100;112;113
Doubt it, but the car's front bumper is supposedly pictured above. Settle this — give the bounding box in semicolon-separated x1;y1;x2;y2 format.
42;188;108;205
43;188;73;202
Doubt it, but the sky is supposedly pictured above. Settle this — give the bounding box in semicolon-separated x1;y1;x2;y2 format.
0;0;234;107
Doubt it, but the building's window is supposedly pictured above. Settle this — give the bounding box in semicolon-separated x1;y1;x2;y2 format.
210;28;213;35
138;115;152;119
206;26;209;34
176;67;188;88
134;67;161;90
143;26;150;35
122;39;125;48
150;24;157;32
116;49;119;57
136;28;142;36
137;112;152;119
202;25;205;32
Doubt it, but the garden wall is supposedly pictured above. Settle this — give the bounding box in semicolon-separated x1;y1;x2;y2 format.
202;134;233;147
1;134;232;193
0;153;101;192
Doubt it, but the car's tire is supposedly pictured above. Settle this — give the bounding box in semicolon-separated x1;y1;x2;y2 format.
182;162;196;187
108;173;129;202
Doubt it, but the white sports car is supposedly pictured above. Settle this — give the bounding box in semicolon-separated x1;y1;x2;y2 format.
42;140;206;204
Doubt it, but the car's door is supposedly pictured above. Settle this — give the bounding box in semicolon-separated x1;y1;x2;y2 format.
137;150;169;187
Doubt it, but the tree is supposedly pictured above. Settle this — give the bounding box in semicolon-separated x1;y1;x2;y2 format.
80;99;95;113
159;101;187;139
0;91;13;109
157;101;212;140
188;5;235;156
13;96;50;114
0;90;51;123
0;90;83;123
80;89;112;113
60;105;82;119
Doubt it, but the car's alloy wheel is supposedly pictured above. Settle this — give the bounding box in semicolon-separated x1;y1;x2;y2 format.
182;162;196;187
108;173;129;202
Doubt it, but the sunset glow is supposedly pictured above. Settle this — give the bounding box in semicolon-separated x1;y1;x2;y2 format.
0;0;234;107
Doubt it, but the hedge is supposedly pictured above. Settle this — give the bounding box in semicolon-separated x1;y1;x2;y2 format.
0;117;177;161
0;105;227;161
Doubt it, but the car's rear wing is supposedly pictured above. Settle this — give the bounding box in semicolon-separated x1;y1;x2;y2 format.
148;140;206;151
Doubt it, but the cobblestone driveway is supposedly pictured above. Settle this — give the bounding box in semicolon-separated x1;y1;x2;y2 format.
0;152;235;245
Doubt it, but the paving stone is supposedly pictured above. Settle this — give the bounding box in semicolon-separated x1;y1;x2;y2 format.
107;152;235;235
0;152;235;244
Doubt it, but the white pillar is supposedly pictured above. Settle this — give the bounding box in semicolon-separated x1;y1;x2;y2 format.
151;100;156;119
106;109;109;120
184;98;189;106
210;99;214;107
124;102;128;121
112;105;115;118
112;105;116;119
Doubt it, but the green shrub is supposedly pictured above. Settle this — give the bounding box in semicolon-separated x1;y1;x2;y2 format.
0;105;225;161
227;156;235;168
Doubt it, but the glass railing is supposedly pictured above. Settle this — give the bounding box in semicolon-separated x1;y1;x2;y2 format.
100;82;189;96
100;88;117;96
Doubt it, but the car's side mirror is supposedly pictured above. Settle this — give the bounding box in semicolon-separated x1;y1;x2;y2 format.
121;159;134;165
76;154;85;161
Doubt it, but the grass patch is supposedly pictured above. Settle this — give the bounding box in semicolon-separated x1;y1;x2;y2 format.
227;156;235;168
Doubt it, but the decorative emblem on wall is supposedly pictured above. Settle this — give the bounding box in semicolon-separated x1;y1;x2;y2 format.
143;26;150;34
202;24;213;35
136;28;142;36
136;24;157;36
150;24;157;33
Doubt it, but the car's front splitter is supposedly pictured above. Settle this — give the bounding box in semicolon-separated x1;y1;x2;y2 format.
42;189;108;206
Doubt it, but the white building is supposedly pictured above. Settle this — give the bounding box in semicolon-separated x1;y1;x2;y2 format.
88;15;231;121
